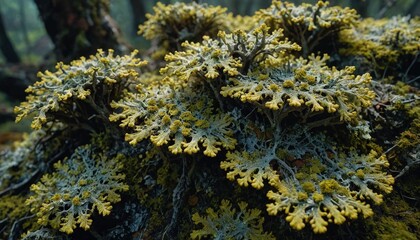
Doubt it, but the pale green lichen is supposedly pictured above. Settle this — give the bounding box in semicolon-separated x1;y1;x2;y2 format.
14;49;147;130
0;131;41;191
221;54;374;123
26;144;128;234
161;24;300;82
138;2;228;56
2;1;416;238
221;118;393;233
191;199;274;240
110;85;236;157
257;0;359;56
0;129;60;193
339;16;420;69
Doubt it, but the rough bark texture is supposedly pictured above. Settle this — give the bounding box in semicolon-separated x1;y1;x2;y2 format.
34;0;129;61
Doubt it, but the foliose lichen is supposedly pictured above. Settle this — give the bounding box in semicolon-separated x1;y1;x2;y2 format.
191;199;274;240
25;144;128;234
14;49;146;131
2;1;419;239
257;0;359;56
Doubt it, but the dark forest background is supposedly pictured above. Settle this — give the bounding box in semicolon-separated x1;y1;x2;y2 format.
0;0;419;137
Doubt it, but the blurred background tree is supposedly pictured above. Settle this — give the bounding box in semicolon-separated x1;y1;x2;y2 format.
0;0;418;65
34;0;129;61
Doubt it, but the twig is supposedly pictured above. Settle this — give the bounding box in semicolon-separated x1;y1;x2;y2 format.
0;169;39;198
0;218;8;234
8;215;35;240
161;157;190;239
395;159;420;179
403;51;419;81
401;194;417;201
384;144;398;155
407;75;420;84
394;148;420;179
205;78;224;111
0;144;67;197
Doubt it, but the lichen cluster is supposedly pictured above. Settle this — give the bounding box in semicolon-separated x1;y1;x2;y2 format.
220;54;374;123
190;200;275;239
339;16;420;78
25;144;128;234
257;0;359;56
1;1;418;239
218;118;393;233
139;2;229;58
14;49;146;131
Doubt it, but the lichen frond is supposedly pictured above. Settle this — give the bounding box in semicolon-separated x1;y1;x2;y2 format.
0;129;60;193
221;54;374;123
160;36;242;82
14;49;147;130
138;2;228;54
257;0;359;56
161;24;300;85
339;16;420;72
110;86;236;157
191;199;274;240
25;145;128;234
220;118;393;233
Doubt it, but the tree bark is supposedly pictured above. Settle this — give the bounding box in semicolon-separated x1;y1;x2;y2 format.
350;0;368;18
19;0;30;56
0;8;20;63
407;0;420;16
129;0;147;36
0;66;34;101
33;0;129;62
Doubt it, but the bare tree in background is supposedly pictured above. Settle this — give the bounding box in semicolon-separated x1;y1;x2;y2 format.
129;0;147;35
34;0;129;61
0;6;20;63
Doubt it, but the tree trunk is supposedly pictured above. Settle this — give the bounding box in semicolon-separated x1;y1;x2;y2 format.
129;0;147;36
19;0;30;56
0;66;35;101
350;0;368;18
34;0;129;61
407;0;420;16
0;8;20;63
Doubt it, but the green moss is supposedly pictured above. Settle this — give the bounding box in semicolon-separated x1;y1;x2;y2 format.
371;217;417;240
367;193;420;239
0;195;28;220
0;194;33;238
